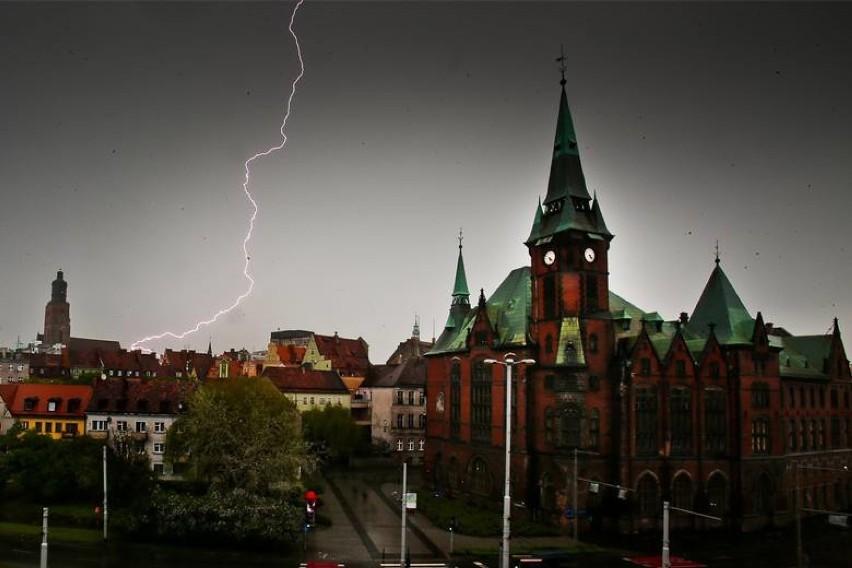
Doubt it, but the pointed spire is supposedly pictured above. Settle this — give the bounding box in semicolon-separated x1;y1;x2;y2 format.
413;315;421;340
526;197;544;244
452;228;470;306
527;57;611;246
443;230;473;332
686;258;753;344
207;338;213;357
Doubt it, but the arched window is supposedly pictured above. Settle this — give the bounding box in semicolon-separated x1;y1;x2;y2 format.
753;472;773;515
707;473;729;515
751;417;770;455
469;457;492;496
556;403;581;448
637;474;660;517
635;387;658;455
704;388;726;454
670;387;692;454
588;408;600;450
471;360;492;442
540;472;556;510
450;360;461;439
672;473;693;510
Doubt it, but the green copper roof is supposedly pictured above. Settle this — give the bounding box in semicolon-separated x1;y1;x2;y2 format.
485;267;532;347
547;85;588;201
684;261;754;345
451;244;470;306
526;84;611;245
429;267;532;356
779;335;831;379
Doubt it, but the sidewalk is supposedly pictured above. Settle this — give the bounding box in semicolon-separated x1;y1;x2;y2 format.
307;467;611;567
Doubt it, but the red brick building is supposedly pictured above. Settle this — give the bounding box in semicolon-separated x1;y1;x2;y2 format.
424;76;852;533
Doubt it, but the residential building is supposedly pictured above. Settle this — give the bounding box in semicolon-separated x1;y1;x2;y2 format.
0;383;92;438
262;366;351;413
360;319;433;462
86;377;196;475
0;348;28;384
424;73;852;534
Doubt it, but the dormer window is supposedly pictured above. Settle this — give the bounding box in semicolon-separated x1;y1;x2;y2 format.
67;398;81;413
23;397;38;411
47;398;61;412
137;399;149;413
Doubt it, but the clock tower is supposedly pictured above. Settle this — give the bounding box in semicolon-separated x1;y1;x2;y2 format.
525;72;613;375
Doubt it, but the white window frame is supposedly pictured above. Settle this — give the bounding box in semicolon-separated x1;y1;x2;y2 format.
153;443;165;454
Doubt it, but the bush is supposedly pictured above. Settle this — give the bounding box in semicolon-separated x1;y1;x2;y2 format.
125;487;304;548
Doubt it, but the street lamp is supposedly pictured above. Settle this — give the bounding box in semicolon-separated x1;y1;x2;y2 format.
484;353;535;568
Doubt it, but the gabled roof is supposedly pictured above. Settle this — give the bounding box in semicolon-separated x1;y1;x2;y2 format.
364;357;427;389
313;334;370;376
386;337;434;365
68;337;121;352
87;377;196;414
684;261;754;345
262;366;349;394
160;349;215;378
5;384;93;417
429;267;531;356
277;344;307;366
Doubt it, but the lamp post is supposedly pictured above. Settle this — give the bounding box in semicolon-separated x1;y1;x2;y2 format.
484;353;535;568
662;501;721;568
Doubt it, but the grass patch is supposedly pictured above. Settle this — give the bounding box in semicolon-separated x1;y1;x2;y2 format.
416;490;561;538
0;521;103;543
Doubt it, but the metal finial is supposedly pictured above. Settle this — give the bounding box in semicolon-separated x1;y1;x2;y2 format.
714;239;721;265
458;227;464;250
556;45;567;86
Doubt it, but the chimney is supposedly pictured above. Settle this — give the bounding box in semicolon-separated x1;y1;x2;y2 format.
679;312;689;324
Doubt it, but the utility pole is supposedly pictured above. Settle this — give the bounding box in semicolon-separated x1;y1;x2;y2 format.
40;507;48;568
400;462;407;568
103;445;108;541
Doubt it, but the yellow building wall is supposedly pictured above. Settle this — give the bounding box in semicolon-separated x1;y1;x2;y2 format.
284;391;351;413
21;418;85;440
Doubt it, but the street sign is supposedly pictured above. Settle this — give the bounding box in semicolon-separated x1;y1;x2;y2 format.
404;492;417;510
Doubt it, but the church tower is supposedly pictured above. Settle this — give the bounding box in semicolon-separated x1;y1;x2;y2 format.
43;270;71;347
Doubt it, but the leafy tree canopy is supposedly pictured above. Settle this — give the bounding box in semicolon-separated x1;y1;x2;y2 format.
166;377;307;494
302;404;366;464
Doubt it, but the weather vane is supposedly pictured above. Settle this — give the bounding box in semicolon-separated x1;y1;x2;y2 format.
556;44;567;85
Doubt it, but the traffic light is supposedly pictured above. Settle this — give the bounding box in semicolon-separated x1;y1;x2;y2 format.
304;490;318;527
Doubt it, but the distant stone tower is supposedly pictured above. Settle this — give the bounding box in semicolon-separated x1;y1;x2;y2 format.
43;270;70;347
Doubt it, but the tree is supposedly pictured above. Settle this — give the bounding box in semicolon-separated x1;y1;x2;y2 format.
302;404;366;465
166;377;307;494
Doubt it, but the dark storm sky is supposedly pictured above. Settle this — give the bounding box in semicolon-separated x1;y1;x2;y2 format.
2;1;851;361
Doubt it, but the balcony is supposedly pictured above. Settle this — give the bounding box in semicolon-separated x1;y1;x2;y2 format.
131;431;148;441
89;431;108;440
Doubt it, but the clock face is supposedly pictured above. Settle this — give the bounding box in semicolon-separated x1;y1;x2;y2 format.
543;250;556;266
584;247;596;262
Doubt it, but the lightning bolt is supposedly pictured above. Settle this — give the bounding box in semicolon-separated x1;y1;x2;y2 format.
131;0;306;352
